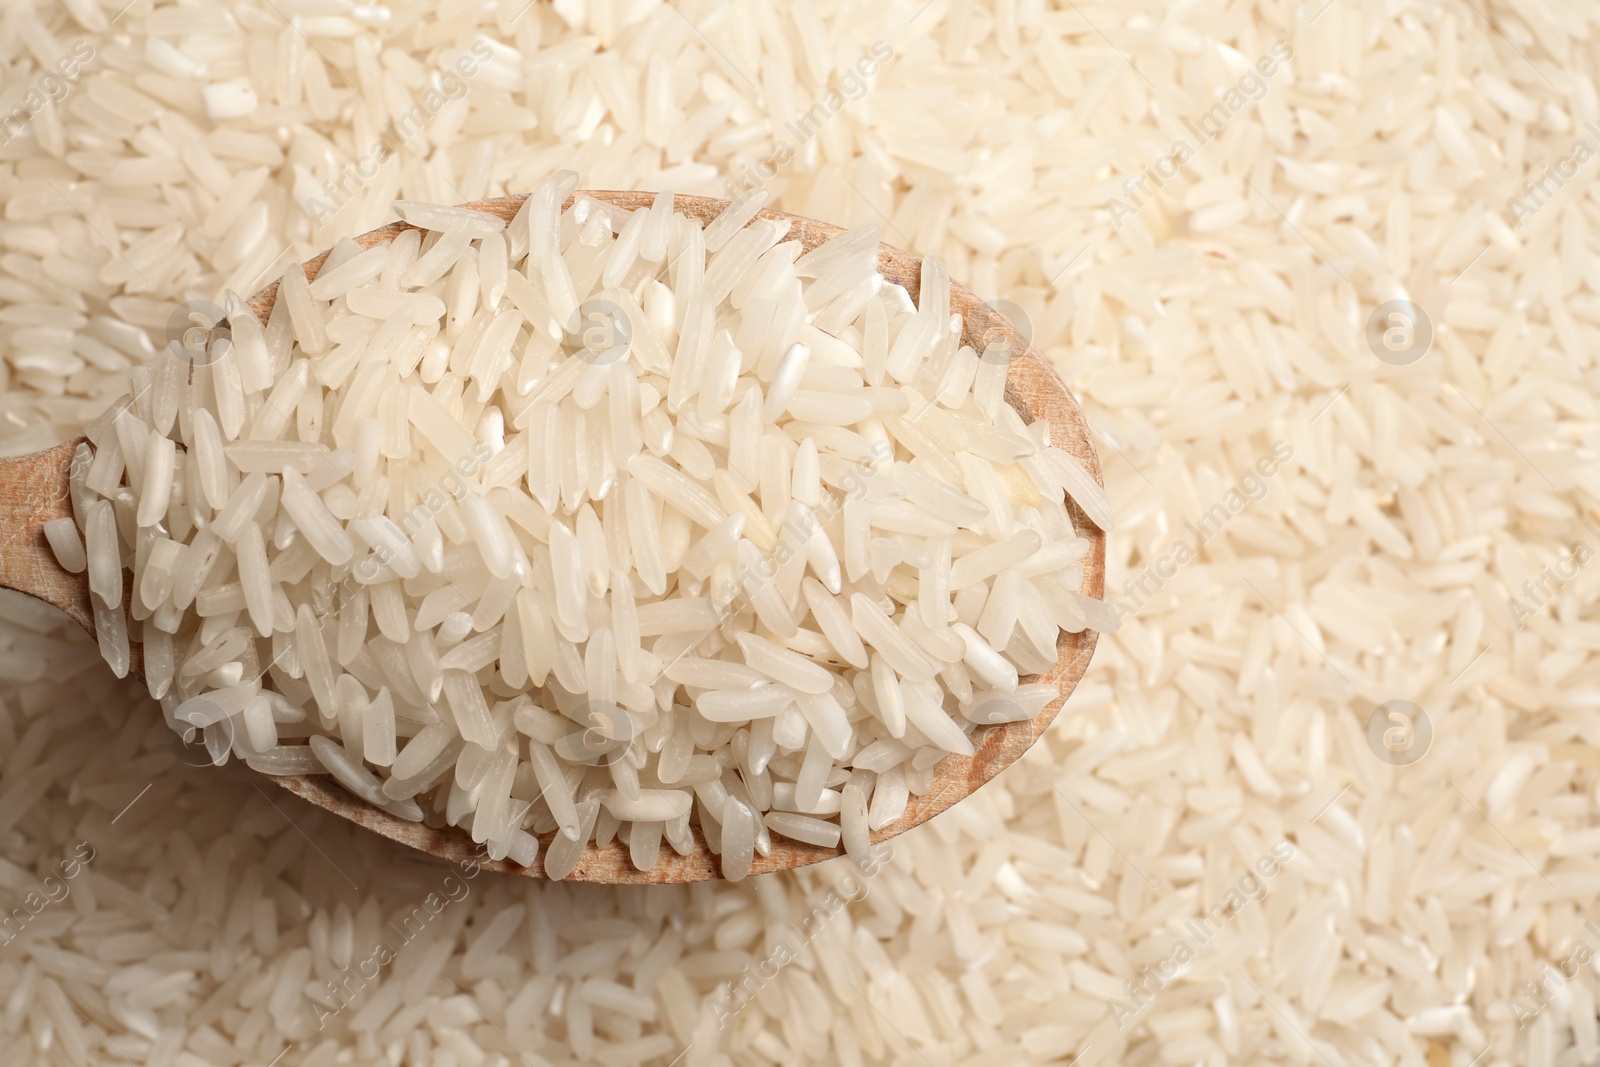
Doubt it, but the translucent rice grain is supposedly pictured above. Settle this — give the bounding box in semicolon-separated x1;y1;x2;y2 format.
575;505;609;597
868;766;909;831
869;654;907;738
279;467;353;565
936;345;979;407
795;690;851;758
794;732;832;813
243;695;277;752
310;735;421;821
843;498;870;582
137;434;175;527
639;191;674;262
390;721;455;783
762;342;809;422
351;690;392;768
900;461;989;528
247;747;321;775
851;594;934;681
841;777;871;864
278;262;327;354
192;408;228;508
210;344;247;440
962;696;1034;724
801;578;869;668
628;820;662;872
346;288;446;325
950;529;1040;589
224;291;273;393
406;381;477;460
462;495;513;579
138;538;182;614
974;340;1009;417
694;331;741;419
171;526;221;611
85;499;122;609
533;195;579;323
735;632;833;693
720;795;755;880
211;471;273;543
627;454;726;530
479;231;508;309
603;208;647;289
225;440;331;476
680;512;745;582
765;810;842;849
1038;446;1115;532
886;309;937;383
624;478;666;596
918;537;951;629
702;186;770;253
599;789;692;822
442;669;495;748
978;569;1023;647
548;521;587;630
771;701;807;750
295;604;337;717
787;390;871;425
726;541;792;635
236;523;273;636
85;435;124;500
696;685;797;721
664;658;767;690
392;201;506;236
544;797;600;880
308;245;389;299
952;622;1018;692
93;594;130;678
400;224;474;289
901;680;975;755
43;518;86;573
527;740;581;840
249;358;309;442
139;621;172;698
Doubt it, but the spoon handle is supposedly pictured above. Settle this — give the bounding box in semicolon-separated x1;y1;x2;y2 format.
0;438;93;633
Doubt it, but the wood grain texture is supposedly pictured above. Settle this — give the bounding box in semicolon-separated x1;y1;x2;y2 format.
0;439;93;633
0;191;1107;883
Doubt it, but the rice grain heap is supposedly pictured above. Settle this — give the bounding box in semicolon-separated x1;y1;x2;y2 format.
66;174;1111;878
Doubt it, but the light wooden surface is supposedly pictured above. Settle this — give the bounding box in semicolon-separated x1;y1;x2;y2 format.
0;191;1107;883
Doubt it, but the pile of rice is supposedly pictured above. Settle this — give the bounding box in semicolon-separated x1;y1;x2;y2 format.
0;0;1592;1064
61;174;1109;878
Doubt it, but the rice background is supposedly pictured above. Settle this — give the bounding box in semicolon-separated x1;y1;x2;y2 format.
0;0;1591;1064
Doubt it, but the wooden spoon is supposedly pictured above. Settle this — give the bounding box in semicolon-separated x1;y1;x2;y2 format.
0;191;1106;883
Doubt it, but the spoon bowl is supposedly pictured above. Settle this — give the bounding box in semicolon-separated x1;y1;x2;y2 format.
0;191;1105;883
